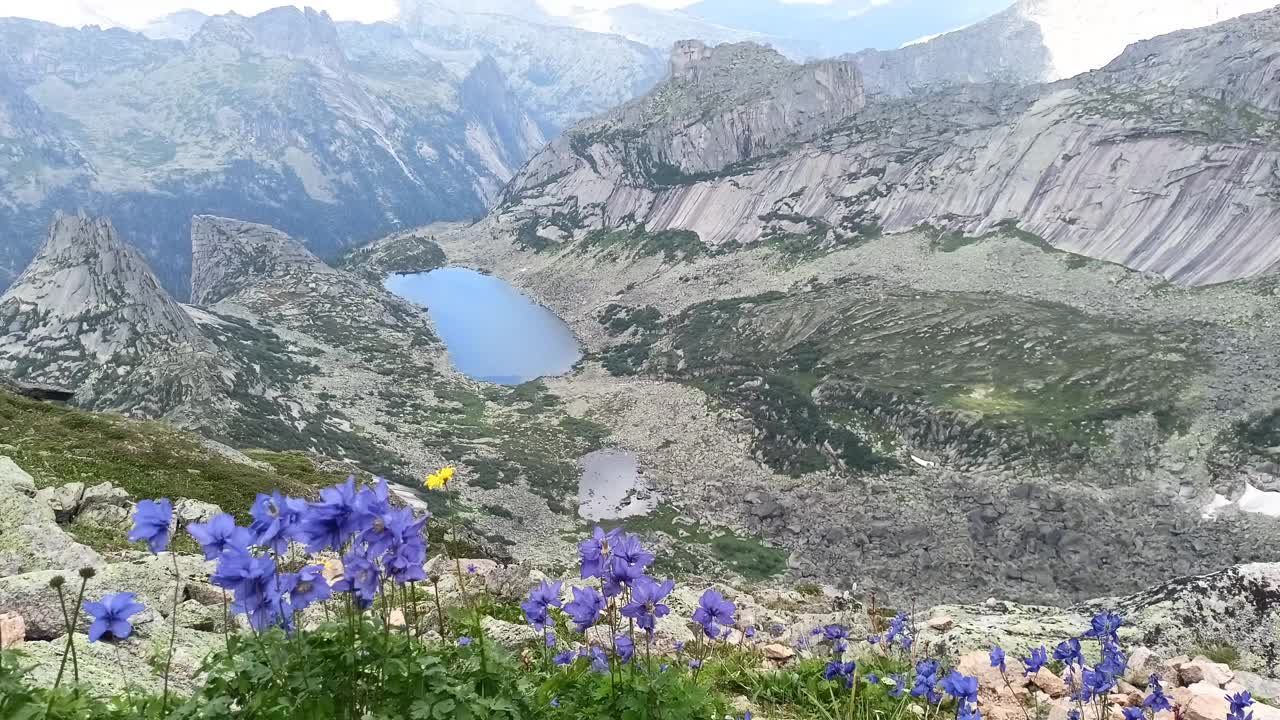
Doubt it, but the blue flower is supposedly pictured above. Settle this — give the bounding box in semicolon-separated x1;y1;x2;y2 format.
226;554;286;632
990;646;1006;673
521;580;564;631
1053;638;1085;667
959;703;983;720
867;634;881;645
280;564;331;613
885;612;913;648
615;635;635;663
867;673;880;685
550;698;560;708
1024;646;1049;675
83;592;145;642
911;659;940;698
941;670;979;704
688;658;703;669
1067;711;1081;720
564;586;605;632
1080;667;1116;702
691;589;736;639
554;650;575;666
889;674;906;698
354;478;391;519
250;491;304;555
381;510;429;585
589;646;609;674
1122;708;1145;720
546;631;557;648
1228;691;1255;720
332;548;380;609
128;499;172;554
823;624;849;642
579;526;621;579
1143;676;1172;712
1098;641;1127;677
674;641;686;654
458;636;472;646
1083;611;1124;643
297;478;365;553
187;513;252;560
621;576;674;632
604;552;649;597
824;660;856;685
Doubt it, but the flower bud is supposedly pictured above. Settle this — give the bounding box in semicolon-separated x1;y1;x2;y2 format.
48;575;66;589
78;567;97;579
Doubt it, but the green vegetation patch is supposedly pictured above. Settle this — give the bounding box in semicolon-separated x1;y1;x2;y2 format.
0;390;346;521
596;506;787;581
580;225;708;262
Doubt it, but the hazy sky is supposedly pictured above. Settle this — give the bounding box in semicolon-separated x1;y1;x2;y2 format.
0;0;847;28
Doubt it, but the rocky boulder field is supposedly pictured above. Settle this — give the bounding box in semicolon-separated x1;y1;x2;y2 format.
2;451;1278;712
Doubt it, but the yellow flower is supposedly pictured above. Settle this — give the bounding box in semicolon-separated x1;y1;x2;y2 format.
425;465;456;490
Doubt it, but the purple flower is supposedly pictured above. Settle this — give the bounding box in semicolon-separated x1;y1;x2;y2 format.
250;491;305;555
911;659;941;698
1122;708;1145;720
941;670;979;704
1053;638;1085;667
128;499;172;554
959;703;982;720
824;660;856;682
620;576;674;632
521;580;564;631
564;586;605;632
824;624;849;642
1080;667;1117;702
550;698;560;707
579;526;620;579
467;564;477;574
375;508;428;585
458;636;472;646
281;564;331;613
546;631;557;648
691;589;736;639
674;641;686;654
297;477;365;553
1024;646;1049;675
554;650;575;666
1143;676;1172;712
589;646;609;674
867;634;881;645
226;554;286;631
1098;640;1127;677
332;548;380;609
1067;710;1081;720
1228;691;1255;720
885;612;912;648
187;513;252;560
1083;611;1124;643
889;674;906;698
688;658;703;669
615;635;634;663
990;646;1006;673
867;673;880;685
83;592;145;642
745;626;756;639
354;478;391;519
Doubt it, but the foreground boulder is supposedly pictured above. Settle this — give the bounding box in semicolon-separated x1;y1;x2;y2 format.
0;456;101;576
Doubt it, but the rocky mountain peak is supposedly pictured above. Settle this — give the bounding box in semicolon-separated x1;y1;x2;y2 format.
190;6;347;70
0;212;198;353
190;216;338;306
0;213;218;414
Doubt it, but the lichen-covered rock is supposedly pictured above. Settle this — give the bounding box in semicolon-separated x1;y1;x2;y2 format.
17;624;223;696
34;482;85;523
174;497;223;526
0;458;100;576
0;553;208;640
480;617;539;648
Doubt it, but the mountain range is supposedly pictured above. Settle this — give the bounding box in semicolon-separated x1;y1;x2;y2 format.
3;1;1280;604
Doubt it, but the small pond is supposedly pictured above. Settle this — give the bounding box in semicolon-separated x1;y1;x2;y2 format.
578;449;660;521
385;268;582;384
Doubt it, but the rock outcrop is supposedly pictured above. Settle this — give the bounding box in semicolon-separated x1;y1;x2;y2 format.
0;213;229;418
497;7;1280;286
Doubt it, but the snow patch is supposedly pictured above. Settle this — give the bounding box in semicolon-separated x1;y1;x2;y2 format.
1202;493;1232;519
1238;482;1280;518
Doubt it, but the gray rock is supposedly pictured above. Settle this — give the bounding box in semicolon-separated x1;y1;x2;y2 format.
35;482;86;523
480;617;539;648
0;457;37;496
174;498;223;526
0;458;100;576
1234;671;1280;703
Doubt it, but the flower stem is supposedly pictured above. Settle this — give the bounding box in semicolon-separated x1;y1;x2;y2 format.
52;584;72;690
431;577;447;640
162;551;181;713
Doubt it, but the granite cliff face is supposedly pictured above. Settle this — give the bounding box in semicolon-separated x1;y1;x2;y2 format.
0;213;227;419
498;9;1280;286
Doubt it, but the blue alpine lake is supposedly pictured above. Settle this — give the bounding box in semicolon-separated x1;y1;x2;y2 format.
385;268;582;385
